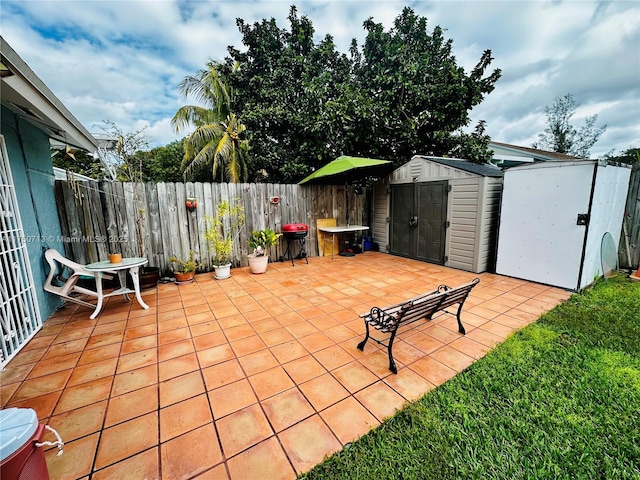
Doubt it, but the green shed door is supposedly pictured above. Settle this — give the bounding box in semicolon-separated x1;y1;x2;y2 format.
416;182;447;264
390;182;448;264
390;184;414;257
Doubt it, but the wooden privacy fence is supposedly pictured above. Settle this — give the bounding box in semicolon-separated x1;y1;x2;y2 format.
54;181;368;275
620;162;640;270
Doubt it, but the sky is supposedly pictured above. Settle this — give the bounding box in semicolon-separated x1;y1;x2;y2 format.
2;0;639;158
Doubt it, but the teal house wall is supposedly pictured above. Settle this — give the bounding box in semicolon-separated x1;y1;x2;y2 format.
2;106;66;321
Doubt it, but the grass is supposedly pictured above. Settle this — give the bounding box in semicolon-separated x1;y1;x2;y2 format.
299;275;640;479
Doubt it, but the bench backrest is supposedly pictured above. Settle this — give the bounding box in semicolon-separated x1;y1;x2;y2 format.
396;278;479;327
438;280;479;310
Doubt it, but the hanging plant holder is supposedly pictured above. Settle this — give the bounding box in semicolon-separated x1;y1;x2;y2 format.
186;197;197;212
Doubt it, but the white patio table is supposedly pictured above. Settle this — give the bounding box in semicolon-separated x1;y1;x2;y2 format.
318;225;369;260
85;257;149;319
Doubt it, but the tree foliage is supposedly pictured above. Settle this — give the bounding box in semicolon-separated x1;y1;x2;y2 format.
602;147;640;165
352;12;500;163
533;93;607;158
218;6;501;183
129;139;186;182
450;120;494;164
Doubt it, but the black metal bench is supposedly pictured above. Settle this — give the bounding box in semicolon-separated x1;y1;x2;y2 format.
357;278;480;374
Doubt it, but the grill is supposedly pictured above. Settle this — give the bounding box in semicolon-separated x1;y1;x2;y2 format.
280;223;309;266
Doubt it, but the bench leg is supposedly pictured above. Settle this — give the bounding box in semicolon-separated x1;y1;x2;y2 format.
455;304;466;335
387;329;398;374
357;321;370;351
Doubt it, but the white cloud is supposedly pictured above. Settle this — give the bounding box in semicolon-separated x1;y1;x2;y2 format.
144;117;182;147
1;0;638;157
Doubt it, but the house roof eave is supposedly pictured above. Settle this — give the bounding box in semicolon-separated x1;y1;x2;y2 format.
0;36;98;152
489;141;582;162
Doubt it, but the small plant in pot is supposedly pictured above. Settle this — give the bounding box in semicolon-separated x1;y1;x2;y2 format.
204;199;245;280
247;228;282;274
169;251;198;284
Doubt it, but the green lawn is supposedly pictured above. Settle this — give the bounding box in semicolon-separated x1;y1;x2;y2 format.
300;275;640;479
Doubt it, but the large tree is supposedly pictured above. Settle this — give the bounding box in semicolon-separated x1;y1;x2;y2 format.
222;7;353;182
172;62;249;183
221;6;501;182
533;93;607;158
352;9;500;163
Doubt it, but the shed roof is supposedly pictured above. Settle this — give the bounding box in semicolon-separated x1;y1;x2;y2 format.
414;155;504;178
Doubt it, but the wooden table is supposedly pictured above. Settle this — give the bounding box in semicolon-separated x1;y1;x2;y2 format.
318;225;370;259
85;257;149;319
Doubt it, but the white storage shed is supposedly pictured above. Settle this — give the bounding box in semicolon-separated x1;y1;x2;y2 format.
496;160;631;291
372;155;503;273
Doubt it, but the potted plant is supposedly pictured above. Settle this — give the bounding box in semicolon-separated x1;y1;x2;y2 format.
169;251;198;284
247;228;282;274
204;199;245;280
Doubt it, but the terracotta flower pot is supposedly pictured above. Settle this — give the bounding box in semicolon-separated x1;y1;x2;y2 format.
174;271;195;284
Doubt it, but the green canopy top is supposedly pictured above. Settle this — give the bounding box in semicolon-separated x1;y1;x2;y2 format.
298;156;393;185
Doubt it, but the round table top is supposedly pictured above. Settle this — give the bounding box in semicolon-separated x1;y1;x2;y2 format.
85;257;148;271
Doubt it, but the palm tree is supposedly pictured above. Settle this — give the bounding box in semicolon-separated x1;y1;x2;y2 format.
172;62;249;183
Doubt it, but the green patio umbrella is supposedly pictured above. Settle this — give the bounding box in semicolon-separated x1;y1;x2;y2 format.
298;156;393;225
298;156;393;186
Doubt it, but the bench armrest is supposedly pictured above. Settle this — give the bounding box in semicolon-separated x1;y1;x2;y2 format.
361;306;402;332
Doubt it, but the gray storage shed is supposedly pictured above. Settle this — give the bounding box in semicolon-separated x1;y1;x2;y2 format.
372;155;503;273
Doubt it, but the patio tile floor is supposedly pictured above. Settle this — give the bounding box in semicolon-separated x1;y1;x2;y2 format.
0;252;571;479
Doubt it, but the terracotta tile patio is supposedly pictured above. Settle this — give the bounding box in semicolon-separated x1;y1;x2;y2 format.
0;253;571;479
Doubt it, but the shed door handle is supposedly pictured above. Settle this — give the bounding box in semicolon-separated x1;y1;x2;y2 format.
409;216;418;228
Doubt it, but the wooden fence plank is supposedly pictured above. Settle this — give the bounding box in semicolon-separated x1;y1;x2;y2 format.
156;183;174;273
101;182;120;257
173;183;191;263
301;185;316;256
184;182;201;265
85;181;108;263
227;183;244;267
620;163;640;269
265;184;280;259
110;183;131;258
122;183;139;258
139;183;152;263
53;181;72;259
200;182;214;269
60;180;87;264
192;182;208;270
145;182;164;270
